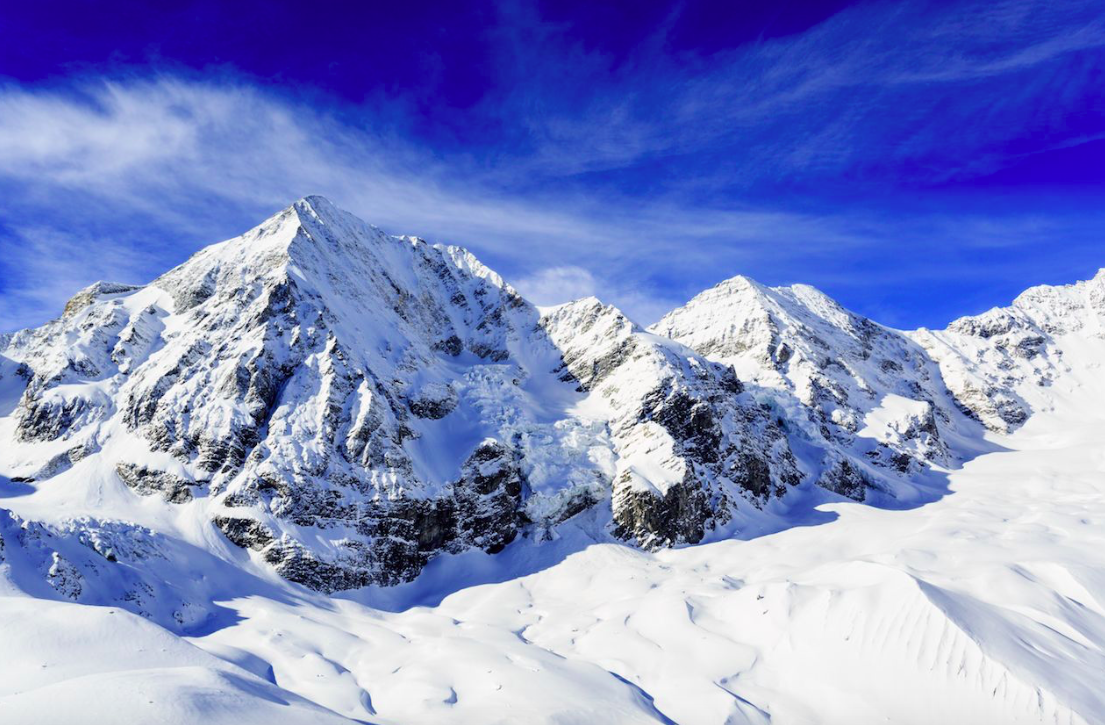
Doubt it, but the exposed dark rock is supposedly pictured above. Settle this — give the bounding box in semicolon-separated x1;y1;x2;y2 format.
433;335;464;356
947;312;1017;339
47;552;84;600
1014;335;1046;359
551;487;602;525
612;475;713;549
213;516;275;551
643;386;723;465
453;440;526;554
116;463;198;504
15;394;94;443
211;439;529;592
818;457;869;501
468;342;510;362
408;383;458;419
263;541;372;594
729;452;777;499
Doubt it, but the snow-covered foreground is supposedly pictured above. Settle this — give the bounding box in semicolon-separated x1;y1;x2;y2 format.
5;404;1102;724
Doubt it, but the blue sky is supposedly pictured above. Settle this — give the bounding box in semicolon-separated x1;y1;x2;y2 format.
1;0;1103;331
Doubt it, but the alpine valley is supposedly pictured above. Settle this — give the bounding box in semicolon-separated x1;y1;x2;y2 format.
2;197;1104;724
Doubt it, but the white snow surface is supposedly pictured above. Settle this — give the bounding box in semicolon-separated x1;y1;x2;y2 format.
1;198;1105;723
4;394;1105;724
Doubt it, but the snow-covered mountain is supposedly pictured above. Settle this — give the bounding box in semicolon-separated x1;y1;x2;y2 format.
651;277;961;500
2;197;1105;724
910;268;1105;431
539;296;799;548
0;197;804;596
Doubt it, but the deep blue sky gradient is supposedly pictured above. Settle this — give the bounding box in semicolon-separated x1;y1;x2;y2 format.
1;0;1103;330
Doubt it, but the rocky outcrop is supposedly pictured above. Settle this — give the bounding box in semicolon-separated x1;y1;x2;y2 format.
408;382;459;419
612;476;713;547
214;439;527;590
213;515;275;551
116;463;198;504
62;281;144;319
817;456;870;501
451;440;527;552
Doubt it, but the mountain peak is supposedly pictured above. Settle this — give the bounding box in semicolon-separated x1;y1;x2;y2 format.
62;281;144;318
290;194;344;226
296;193;335;209
710;274;766;295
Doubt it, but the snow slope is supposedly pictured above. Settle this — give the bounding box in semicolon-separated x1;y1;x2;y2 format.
0;597;354;725
2;198;1105;723
4;392;1102;724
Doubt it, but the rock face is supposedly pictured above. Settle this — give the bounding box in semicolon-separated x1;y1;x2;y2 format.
116;463;197;503
2;195;1102;595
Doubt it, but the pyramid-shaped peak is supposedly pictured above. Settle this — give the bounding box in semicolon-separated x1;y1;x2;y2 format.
297;193;336;208
712;274;766;293
286;195;370;236
700;275;837;307
672;273;861;326
291;195;344;223
225;196;395;262
657;274;771;319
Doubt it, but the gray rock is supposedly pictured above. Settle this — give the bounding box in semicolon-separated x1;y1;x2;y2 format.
116;464;198;504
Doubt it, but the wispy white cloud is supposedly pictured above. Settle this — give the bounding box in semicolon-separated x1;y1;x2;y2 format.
0;222;164;328
496;0;1105;182
513;266;598;306
0;77;875;327
0;0;1103;332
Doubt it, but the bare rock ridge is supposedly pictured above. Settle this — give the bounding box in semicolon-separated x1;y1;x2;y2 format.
1;196;1102;596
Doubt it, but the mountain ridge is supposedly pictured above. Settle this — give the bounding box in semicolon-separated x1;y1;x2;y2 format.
1;196;1101;601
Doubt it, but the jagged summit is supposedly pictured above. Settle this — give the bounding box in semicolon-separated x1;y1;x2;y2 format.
651;272;889;386
910;265;1105;432
296;193;339;215
701;274;764;293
